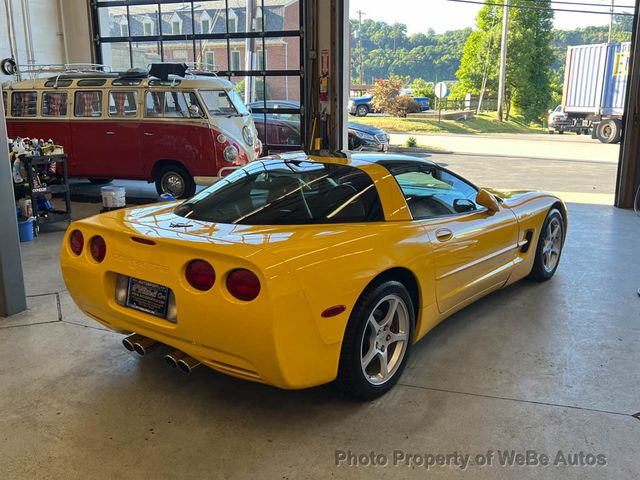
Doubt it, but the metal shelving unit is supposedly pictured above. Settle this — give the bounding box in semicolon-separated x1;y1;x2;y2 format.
14;154;72;234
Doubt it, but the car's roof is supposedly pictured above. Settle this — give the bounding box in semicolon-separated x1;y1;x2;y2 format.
266;151;436;168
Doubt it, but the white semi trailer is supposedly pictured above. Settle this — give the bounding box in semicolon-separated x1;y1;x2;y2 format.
550;42;630;144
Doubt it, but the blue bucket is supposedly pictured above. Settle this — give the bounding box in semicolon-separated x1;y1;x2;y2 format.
18;218;35;242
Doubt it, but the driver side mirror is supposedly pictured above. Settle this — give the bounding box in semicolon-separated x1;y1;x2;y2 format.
475;189;500;214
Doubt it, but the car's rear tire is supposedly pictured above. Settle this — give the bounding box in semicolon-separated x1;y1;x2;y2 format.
336;280;414;400
528;208;565;282
88;178;113;185
356;105;369;117
155;165;196;199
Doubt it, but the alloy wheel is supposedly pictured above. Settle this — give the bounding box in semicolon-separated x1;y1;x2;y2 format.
360;294;410;385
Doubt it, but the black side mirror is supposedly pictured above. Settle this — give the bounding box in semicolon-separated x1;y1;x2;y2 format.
453;198;477;213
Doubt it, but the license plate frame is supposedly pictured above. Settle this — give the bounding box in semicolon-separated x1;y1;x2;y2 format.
125;277;170;319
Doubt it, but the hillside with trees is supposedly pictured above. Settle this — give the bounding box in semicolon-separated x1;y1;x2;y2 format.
350;9;632;120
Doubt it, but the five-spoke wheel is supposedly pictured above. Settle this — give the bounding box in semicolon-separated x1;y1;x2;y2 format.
529;208;565;281
337;281;414;399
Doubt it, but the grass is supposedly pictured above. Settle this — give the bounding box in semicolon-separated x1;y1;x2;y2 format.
350;111;545;135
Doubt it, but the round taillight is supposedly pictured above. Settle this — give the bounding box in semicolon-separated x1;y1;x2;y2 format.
185;260;216;291
90;236;107;263
70;230;84;255
226;269;260;301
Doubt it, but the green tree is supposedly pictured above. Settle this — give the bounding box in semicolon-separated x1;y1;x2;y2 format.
456;1;554;121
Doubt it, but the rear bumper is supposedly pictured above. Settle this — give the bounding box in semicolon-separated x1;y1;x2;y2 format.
60;223;342;389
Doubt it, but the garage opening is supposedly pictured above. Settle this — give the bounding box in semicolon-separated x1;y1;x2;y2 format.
347;0;637;207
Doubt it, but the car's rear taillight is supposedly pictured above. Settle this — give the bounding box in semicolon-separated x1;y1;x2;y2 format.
185;260;216;291
90;236;107;262
226;269;260;301
70;230;84;255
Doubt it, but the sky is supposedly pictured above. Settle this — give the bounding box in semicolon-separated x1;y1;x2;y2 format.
349;0;636;34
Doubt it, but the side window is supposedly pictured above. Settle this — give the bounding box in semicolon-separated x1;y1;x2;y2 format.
11;91;37;117
164;91;188;117
109;91;137;117
145;91;190;118
184;91;204;117
388;163;479;219
2;91;7;114
42;92;68;116
74;91;103;117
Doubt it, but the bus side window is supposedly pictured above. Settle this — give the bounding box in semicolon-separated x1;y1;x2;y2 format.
145;91;164;117
74;91;102;117
164;92;188;118
185;92;204;118
2;92;7;115
109;91;137;117
42;92;68;117
11;91;37;117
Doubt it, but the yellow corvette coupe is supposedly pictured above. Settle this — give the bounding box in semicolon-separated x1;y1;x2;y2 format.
61;153;567;399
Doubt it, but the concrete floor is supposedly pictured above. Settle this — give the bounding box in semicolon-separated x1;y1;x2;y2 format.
1;201;640;479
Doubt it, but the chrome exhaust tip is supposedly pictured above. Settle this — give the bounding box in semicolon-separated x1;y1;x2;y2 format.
164;350;187;369
122;333;145;352
176;356;201;374
132;336;158;356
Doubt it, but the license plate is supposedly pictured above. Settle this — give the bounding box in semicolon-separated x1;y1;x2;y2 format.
125;277;170;318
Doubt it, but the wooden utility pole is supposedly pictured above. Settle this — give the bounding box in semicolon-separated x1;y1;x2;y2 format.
608;0;615;42
497;0;509;122
357;9;365;84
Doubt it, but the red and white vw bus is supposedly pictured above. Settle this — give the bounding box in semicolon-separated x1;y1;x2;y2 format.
2;64;261;198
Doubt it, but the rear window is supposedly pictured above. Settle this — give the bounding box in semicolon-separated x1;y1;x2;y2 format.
174;160;384;225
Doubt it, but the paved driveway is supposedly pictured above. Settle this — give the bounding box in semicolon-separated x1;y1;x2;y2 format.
391;133;620;164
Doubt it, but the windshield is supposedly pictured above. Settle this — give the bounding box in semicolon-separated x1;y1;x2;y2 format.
228;89;250;116
199;90;238;116
174;160;384;225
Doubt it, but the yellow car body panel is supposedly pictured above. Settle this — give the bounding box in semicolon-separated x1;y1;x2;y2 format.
61;153;567;389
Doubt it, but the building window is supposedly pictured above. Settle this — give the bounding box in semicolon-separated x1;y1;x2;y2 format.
171;14;182;35
143;18;154;36
228;16;237;33
202;19;210;34
231;51;241;71
120;23;129;37
204;51;216;69
255;7;263;31
257;49;267;70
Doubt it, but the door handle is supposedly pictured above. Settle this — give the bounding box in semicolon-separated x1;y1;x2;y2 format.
106;131;115;135
435;228;453;242
144;132;154;136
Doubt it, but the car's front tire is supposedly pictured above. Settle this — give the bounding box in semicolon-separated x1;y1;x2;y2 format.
529;208;565;282
336;280;414;400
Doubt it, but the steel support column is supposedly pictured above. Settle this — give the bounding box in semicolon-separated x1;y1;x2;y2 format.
305;0;349;152
0;89;27;317
616;0;640;209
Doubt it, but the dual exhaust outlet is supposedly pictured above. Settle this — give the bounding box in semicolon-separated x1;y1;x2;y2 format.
122;333;201;374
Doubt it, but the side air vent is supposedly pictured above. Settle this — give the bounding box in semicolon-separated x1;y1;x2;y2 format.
520;229;535;253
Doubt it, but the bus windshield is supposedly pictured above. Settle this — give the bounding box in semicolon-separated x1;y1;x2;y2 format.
200;89;248;117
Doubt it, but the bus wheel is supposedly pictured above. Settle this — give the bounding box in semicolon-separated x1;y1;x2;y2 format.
89;178;113;185
155;165;195;199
